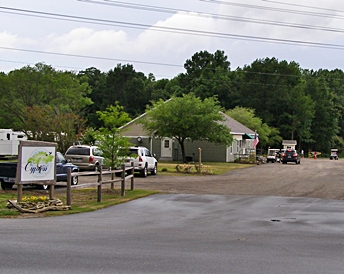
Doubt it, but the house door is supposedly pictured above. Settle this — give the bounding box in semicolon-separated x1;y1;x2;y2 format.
161;138;173;158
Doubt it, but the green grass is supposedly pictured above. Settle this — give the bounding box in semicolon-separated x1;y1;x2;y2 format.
158;161;255;175
0;189;158;218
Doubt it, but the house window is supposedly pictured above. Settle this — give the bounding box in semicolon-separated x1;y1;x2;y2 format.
164;139;170;148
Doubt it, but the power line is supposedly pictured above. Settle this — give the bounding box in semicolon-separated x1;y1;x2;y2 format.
78;0;344;35
199;0;344;20
2;6;344;50
261;0;344;14
0;46;182;68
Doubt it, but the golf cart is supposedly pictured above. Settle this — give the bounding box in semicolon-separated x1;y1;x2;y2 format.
330;149;339;160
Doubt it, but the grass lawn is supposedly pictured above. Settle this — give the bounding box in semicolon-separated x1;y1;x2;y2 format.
0;161;255;218
157;161;255;175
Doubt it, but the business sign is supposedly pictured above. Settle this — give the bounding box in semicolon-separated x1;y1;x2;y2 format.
16;141;56;183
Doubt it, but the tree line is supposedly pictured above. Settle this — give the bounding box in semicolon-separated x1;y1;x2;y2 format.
1;50;343;155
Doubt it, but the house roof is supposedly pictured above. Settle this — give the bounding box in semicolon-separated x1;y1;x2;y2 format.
120;110;256;137
220;112;256;136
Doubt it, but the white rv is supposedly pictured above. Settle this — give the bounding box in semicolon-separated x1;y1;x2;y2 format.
0;129;27;156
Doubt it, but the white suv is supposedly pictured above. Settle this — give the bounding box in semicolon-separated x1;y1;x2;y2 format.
124;146;157;177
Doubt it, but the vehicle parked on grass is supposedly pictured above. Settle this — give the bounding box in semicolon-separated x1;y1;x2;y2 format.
0;152;79;190
65;145;104;171
118;146;157;177
330;149;339;160
281;148;300;164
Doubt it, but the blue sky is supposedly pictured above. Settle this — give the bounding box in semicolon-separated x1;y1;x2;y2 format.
1;0;344;78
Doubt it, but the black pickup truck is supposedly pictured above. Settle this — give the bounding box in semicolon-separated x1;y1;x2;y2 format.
0;152;79;190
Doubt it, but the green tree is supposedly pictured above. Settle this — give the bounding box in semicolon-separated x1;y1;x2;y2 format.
279;79;315;147
80;127;98;146
239;58;302;126
102;64;151;118
0;63;92;132
226;106;282;148
140;93;233;163
25;105;86;153
178;50;235;109
304;73;338;152
78;67;107;129
95;103;132;169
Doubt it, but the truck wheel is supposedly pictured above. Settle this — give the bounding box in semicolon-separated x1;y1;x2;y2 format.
140;166;147;177
151;164;157;175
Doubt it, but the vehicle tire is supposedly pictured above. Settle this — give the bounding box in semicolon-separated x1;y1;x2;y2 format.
115;172;122;177
141;166;147;177
1;181;12;190
151;164;157;175
282;161;287;164
41;184;50;190
71;176;78;185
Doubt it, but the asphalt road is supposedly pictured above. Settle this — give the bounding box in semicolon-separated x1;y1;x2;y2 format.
1;158;344;273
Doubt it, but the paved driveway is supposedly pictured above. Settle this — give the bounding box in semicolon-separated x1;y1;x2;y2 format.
81;158;344;200
2;158;344;273
1;194;344;274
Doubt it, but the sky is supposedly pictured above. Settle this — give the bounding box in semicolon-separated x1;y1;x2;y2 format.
1;0;344;79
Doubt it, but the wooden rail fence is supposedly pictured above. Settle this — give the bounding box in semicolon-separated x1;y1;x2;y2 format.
66;163;134;206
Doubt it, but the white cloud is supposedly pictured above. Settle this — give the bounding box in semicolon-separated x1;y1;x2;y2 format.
45;28;129;56
216;0;344;44
135;11;216;54
0;31;37;50
43;11;217;58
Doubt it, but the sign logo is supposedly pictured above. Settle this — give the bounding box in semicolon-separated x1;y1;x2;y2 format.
24;148;54;179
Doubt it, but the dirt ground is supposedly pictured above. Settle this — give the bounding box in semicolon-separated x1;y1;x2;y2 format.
80;157;344;200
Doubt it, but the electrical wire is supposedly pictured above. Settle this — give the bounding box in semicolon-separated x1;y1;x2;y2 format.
2;2;344;78
199;0;344;20
78;0;344;35
261;0;344;14
0;46;182;68
2;6;344;50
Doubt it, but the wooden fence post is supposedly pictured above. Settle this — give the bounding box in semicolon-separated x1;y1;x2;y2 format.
17;184;22;202
130;162;134;190
111;169;114;190
66;167;71;206
121;164;125;196
97;165;102;202
198;147;202;174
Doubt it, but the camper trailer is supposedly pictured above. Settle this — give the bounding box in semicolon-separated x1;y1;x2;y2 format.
0;129;27;157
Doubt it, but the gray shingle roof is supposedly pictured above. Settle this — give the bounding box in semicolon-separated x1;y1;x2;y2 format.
220;112;256;135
